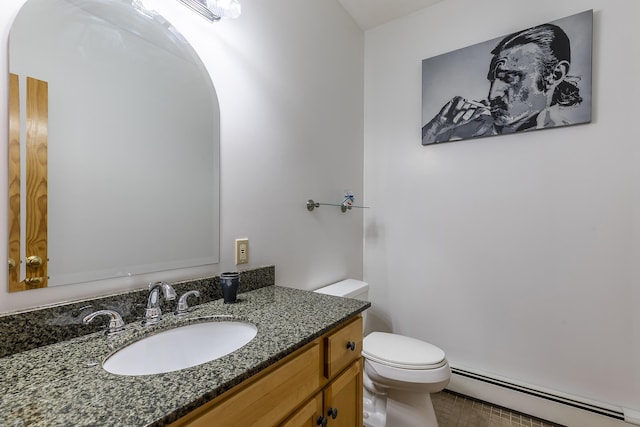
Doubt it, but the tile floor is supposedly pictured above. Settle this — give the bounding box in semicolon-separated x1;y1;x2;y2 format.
432;390;565;427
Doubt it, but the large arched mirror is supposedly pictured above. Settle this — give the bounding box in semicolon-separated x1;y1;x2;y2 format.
8;0;220;291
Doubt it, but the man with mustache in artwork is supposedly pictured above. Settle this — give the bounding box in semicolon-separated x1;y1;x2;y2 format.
422;23;583;145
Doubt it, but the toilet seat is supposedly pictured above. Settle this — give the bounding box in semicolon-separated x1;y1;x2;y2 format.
363;332;446;370
365;357;450;386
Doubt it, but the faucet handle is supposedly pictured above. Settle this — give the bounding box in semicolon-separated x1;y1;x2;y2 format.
175;290;201;315
144;281;177;326
149;281;177;300
83;309;125;336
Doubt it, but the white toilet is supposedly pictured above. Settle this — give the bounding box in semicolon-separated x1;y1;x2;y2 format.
315;279;450;427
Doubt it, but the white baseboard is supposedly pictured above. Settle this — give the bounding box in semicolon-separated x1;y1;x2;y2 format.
447;366;637;427
625;409;640;425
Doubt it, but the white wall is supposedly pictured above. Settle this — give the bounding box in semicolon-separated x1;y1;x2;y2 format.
0;0;364;312
4;0;638;420
363;0;639;417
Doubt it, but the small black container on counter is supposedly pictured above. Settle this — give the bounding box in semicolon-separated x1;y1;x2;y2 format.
220;272;240;303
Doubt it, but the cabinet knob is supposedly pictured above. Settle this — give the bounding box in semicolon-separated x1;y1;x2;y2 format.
346;341;356;351
327;407;338;419
316;416;327;427
8;258;16;269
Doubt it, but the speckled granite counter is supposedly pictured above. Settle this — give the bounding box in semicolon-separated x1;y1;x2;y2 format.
0;286;370;426
0;266;276;358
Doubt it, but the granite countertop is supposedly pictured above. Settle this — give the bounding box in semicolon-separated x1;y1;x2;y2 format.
0;286;370;426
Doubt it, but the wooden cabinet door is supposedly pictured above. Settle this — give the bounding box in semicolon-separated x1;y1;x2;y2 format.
280;394;322;427
323;359;363;427
8;74;49;292
175;343;320;427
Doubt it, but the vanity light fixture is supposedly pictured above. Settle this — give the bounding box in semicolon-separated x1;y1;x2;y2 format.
131;0;157;19
177;0;241;22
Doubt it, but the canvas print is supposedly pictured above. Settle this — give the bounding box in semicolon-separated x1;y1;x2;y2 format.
421;10;593;145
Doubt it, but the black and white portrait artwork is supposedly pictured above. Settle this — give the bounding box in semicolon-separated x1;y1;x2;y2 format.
421;10;593;146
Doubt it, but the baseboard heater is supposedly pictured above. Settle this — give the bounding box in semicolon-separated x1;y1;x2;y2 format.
450;367;625;421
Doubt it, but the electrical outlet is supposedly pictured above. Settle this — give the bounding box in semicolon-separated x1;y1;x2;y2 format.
235;238;249;265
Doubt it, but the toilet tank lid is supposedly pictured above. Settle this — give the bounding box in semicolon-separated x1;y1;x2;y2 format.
363;332;446;369
313;279;369;298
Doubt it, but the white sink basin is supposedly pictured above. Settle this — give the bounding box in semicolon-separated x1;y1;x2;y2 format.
103;321;257;376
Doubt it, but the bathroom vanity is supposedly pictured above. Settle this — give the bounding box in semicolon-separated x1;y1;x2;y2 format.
173;315;363;426
0;285;369;426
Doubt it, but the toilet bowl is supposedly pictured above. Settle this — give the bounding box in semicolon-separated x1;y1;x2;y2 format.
314;279;451;427
362;332;450;427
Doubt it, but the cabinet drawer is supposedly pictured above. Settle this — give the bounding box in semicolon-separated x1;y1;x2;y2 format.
324;316;362;378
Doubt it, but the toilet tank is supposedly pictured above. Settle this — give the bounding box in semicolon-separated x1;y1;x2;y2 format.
314;279;369;301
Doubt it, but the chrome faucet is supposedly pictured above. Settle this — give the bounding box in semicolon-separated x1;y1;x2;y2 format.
175;290;201;316
144;281;176;325
83;309;125;336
